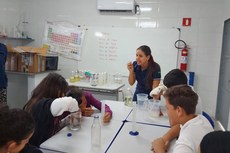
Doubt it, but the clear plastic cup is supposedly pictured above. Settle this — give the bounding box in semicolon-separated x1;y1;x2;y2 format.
148;99;160;117
136;93;148;111
69;110;82;131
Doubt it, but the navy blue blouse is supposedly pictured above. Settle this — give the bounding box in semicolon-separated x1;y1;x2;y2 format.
132;61;161;101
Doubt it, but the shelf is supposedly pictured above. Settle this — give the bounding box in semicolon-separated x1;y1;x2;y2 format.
0;37;34;46
0;37;34;41
6;69;60;76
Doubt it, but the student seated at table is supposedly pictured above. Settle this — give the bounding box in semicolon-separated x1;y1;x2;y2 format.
150;69;208;151
150;68;202;114
0;104;42;153
151;85;213;153
198;130;230;153
66;85;112;123
23;73;79;147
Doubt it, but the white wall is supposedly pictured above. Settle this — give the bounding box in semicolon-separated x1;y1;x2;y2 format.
0;0;24;37
1;0;229;118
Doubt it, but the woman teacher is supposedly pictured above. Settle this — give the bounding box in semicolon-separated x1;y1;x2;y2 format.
127;45;161;101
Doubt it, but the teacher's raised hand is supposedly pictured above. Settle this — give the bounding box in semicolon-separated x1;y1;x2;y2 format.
127;61;134;72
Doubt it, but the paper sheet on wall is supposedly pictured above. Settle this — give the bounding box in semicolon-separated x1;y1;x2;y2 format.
43;21;86;60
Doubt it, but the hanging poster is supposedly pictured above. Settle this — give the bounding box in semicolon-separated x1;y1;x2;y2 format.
43;21;86;60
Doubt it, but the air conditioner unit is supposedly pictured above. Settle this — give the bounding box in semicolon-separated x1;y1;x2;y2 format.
97;0;136;13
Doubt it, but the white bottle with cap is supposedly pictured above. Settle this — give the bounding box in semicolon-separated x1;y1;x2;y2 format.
124;88;133;106
91;115;101;152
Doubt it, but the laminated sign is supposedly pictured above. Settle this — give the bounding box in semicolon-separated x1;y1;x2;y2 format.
43;21;86;60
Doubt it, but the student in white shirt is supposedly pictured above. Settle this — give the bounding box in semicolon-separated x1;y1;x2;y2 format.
151;85;213;153
150;68;202;114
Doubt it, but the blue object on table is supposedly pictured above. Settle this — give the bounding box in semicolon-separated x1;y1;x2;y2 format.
189;72;195;86
67;133;72;137
129;131;139;136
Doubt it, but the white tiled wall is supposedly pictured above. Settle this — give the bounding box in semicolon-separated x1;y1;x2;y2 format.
1;0;229;118
0;0;22;37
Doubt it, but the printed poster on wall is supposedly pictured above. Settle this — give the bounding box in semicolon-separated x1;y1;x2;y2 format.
43;21;86;60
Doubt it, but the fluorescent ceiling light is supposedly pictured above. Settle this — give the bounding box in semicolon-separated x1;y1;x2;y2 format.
95;32;103;37
140;7;152;12
139;21;157;28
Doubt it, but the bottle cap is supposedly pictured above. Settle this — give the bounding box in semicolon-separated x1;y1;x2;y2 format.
67;133;72;137
94;115;99;119
129;131;139;136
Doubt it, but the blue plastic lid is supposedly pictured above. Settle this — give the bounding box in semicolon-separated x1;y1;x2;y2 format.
67;133;72;137
129;131;139;136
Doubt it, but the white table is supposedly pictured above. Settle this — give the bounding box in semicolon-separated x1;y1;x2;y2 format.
107;122;170;153
68;81;125;101
126;107;170;127
101;100;132;121
40;117;124;153
40;100;173;153
40;101;131;153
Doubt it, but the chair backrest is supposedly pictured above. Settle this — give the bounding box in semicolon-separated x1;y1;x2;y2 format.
202;111;215;128
214;120;226;131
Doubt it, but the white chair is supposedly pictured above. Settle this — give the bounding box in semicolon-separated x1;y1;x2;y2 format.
214;119;225;131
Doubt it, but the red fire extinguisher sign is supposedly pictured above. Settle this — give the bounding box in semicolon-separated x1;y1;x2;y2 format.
180;48;188;71
182;18;192;26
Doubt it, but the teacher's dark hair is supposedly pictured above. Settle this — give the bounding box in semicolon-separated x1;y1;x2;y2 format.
137;45;159;89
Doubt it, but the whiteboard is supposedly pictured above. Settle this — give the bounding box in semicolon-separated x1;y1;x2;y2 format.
78;27;179;78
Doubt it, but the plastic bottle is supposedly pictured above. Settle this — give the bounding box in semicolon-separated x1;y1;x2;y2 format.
69;71;75;83
90;73;99;86
124;88;133;106
91;115;101;152
74;70;80;82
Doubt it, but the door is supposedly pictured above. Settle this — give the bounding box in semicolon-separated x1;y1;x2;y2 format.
216;18;230;130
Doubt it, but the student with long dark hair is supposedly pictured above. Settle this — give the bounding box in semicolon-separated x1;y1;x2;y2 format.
23;73;79;147
127;45;161;101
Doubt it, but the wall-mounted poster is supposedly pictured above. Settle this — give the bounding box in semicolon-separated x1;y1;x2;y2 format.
43;21;86;60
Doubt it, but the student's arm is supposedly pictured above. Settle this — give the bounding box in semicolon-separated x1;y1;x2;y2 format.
162;124;180;144
151;137;166;153
150;84;167;100
152;124;180;153
85;91;112;122
152;63;161;90
127;61;135;85
83;107;94;116
85;91;112;115
151;80;161;100
152;79;160;89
